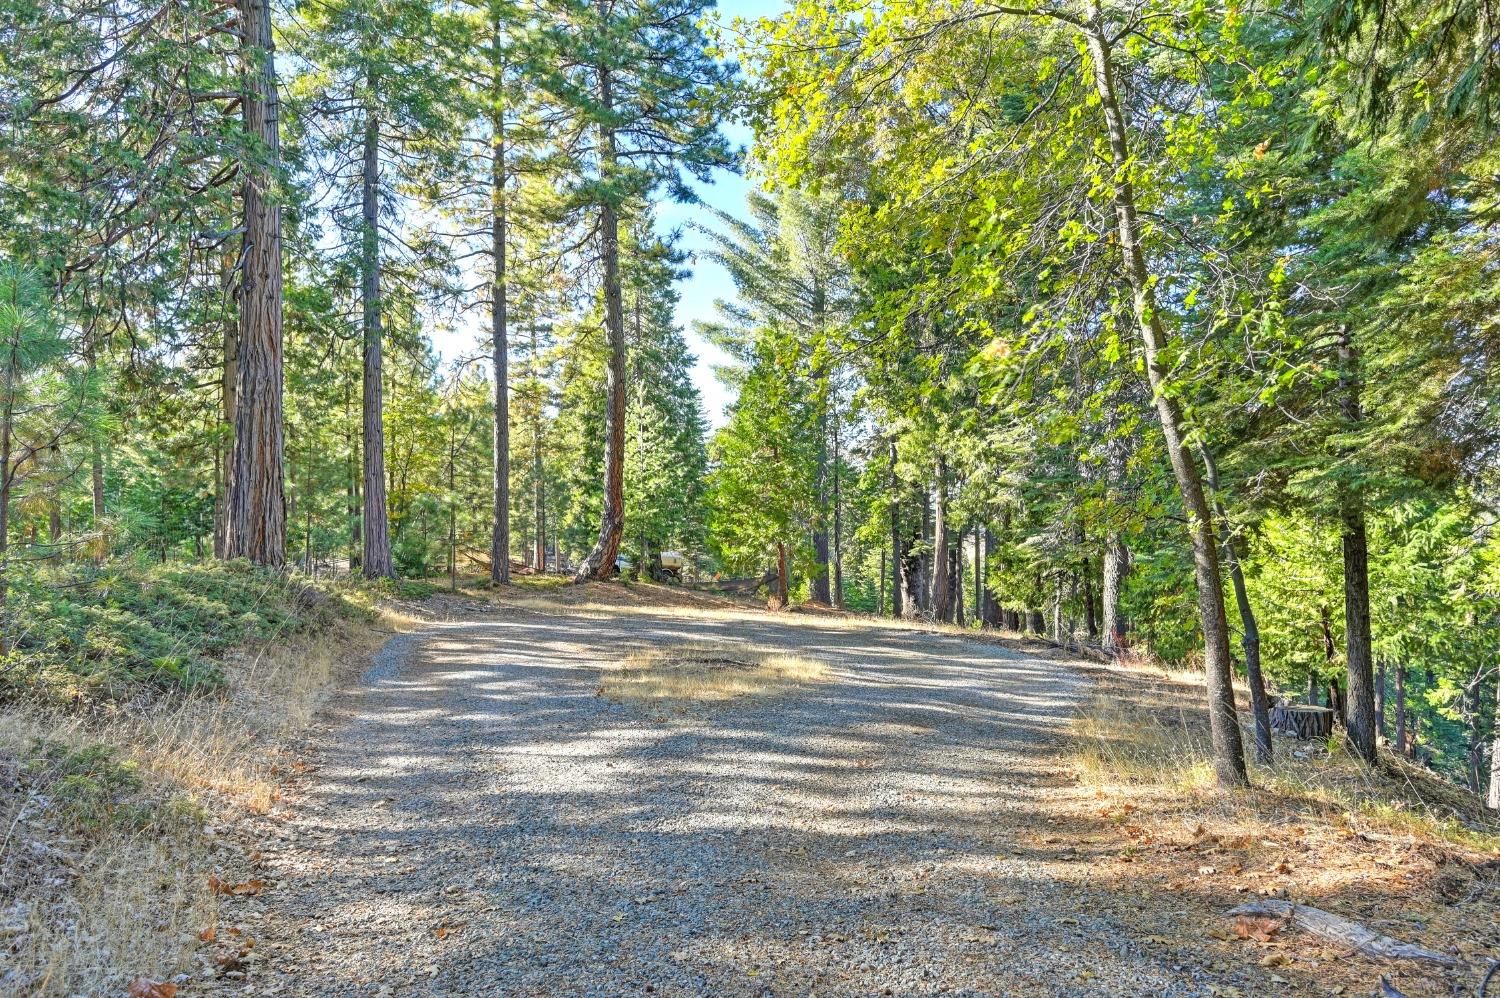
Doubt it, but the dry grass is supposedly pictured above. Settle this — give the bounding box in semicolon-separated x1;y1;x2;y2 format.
0;606;413;995
1071;686;1500;850
1061;667;1500;997
598;641;828;706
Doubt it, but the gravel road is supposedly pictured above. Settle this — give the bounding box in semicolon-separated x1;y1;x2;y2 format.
201;603;1252;997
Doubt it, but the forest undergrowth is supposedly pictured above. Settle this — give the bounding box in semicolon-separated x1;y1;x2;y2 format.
0;561;416;995
1065;657;1500;997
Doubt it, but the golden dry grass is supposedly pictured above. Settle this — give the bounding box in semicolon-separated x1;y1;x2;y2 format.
598;641;828;706
0;606;413;995
1070;686;1500;850
1061;675;1500;996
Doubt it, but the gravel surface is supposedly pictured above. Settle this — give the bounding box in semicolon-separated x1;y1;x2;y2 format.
197;604;1252;996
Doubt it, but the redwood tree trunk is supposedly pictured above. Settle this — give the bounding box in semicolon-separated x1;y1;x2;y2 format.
360;109;393;578
574;57;625;582
1082;9;1246;786
489;80;511;586
224;0;286;568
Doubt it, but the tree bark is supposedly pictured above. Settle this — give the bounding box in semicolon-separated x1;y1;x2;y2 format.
831;407;844;607
224;0;286;568
1081;556;1097;639
215;251;238;560
1337;327;1378;763
952;539;964;626
983;526;1003;626
489;66;511;586
0;321;19;649
575;52;625;583
1082;9;1246;786
1487;672;1499;809
1395;662;1409;756
1200;446;1273;765
915;489;931;612
1375;659;1387;738
973;526;983;625
930;459;949;620
532;325;546;573
345;383;360;572
889;438;906;618
359;108;393;578
810;288;831;604
775;540;789;606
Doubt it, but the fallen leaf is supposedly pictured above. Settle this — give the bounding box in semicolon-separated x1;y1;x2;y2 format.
198;926;216;942
1235;914;1284;942
208;875;264;897
128;979;177;998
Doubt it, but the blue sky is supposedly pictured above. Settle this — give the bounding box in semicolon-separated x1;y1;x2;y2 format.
662;0;788;428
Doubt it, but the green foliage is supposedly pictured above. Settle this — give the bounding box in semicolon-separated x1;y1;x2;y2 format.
0;560;358;705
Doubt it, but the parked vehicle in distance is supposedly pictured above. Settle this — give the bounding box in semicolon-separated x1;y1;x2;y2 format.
658;551;687;581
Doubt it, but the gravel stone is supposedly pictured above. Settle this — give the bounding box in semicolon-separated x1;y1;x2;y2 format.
193;605;1255;996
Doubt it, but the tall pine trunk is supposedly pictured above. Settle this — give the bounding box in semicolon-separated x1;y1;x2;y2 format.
1338;327;1378;763
575;55;625;582
982;526;1003;626
888;438;904;618
1201;446;1273;764
1100;535;1129;651
930;459;949;620
973;526;984;625
831;408;843;607
533;336;546;574
1082;8;1246;786
810;402;831;602
224;0;285;568
0;321;18;649
489;72;511;586
215;252;238;559
1487;675;1499;809
1395;663;1409;755
360;109;393;578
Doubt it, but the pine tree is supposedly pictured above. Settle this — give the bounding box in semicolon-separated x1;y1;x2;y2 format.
535;0;731;581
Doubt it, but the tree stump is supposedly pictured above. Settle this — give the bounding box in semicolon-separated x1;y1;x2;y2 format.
1270;702;1334;739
